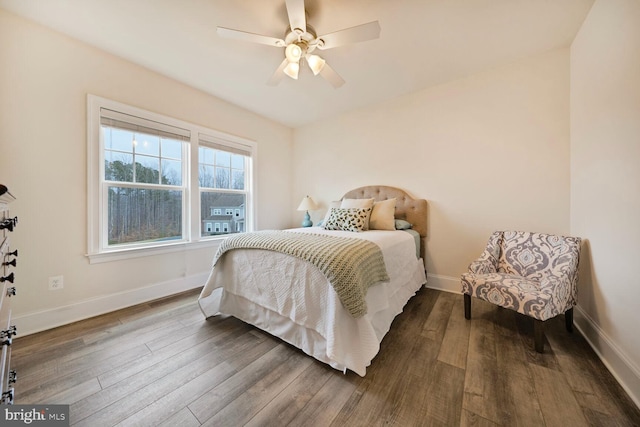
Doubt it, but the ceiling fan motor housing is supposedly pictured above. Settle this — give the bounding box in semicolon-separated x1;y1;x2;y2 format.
284;24;319;55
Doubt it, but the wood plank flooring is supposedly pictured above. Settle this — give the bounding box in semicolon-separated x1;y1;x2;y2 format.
12;288;640;426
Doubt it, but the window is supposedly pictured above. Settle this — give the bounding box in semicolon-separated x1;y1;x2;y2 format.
101;110;188;247
87;95;256;262
198;133;251;237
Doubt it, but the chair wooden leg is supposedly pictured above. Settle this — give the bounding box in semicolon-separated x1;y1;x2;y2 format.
464;294;471;319
534;319;544;353
565;307;574;333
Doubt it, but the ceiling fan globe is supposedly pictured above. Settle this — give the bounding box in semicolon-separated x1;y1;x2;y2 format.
285;43;304;63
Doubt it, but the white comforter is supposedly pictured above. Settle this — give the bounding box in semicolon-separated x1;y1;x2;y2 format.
198;227;426;376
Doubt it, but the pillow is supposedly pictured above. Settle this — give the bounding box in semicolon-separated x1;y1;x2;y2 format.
369;198;396;230
322;207;372;232
340;198;374;209
320;201;342;226
395;219;413;230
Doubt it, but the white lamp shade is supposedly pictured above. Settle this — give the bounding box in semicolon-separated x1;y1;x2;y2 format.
284;61;300;79
285;43;303;63
297;196;319;211
307;54;326;75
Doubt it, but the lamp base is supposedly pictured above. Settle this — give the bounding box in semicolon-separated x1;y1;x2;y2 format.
301;211;313;227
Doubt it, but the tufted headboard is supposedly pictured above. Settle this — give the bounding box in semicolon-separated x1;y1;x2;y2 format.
341;185;428;239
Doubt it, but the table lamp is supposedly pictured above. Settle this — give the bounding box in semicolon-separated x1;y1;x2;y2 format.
297;196;319;227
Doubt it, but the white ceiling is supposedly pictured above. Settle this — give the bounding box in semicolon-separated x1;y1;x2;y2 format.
0;0;594;128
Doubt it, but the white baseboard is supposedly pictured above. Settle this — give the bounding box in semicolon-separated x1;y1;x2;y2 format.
425;272;460;294
13;272;209;337
574;305;640;409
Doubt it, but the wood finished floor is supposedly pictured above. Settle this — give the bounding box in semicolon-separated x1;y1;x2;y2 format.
12;287;640;426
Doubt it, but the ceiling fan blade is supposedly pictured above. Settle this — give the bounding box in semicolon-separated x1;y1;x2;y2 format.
217;27;285;47
267;59;289;86
317;21;381;50
319;62;345;88
285;0;306;33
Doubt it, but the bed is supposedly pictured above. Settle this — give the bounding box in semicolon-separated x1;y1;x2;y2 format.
198;185;428;376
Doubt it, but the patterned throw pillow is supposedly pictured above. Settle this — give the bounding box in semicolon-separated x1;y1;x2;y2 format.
322;207;372;232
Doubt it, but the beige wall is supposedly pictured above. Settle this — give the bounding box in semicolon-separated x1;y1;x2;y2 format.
0;9;293;332
293;48;571;291
570;0;640;405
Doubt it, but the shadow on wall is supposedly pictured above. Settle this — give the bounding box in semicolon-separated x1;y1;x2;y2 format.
576;239;603;325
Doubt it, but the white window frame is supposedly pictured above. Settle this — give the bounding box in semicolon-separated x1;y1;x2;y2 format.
87;95;257;263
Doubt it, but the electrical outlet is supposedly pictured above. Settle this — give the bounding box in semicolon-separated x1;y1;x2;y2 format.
49;275;64;290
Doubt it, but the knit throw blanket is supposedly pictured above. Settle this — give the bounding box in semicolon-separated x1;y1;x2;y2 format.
213;230;390;318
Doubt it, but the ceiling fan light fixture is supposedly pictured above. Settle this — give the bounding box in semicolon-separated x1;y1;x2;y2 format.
283;61;300;79
307;54;326;75
285;43;303;63
217;0;381;88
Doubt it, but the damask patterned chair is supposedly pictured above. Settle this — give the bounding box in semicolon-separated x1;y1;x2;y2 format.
461;231;581;353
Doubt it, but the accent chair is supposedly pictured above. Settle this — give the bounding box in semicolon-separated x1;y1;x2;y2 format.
461;231;581;353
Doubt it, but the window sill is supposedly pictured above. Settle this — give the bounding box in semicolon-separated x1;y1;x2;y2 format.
86;238;225;264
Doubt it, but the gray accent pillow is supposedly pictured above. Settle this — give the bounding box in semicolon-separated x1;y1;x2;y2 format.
395;219;413;230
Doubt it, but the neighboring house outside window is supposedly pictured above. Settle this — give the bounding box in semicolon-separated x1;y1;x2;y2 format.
200;197;246;236
87;95;256;263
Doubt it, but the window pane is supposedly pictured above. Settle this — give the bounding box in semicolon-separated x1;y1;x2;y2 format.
105;151;133;182
231;154;244;169
161;159;182;185
232;170;244;190
108;128;134;152
107;186;182;245
199;165;215;188
133;133;160;156
200;192;245;236
135;155;160;184
215;167;230;189
162;138;182;160
199;146;214;164
215;150;231;167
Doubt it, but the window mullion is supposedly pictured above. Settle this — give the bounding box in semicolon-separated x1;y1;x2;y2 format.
189;132;200;242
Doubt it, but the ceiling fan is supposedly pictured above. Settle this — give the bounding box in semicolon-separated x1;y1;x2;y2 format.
216;0;381;88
